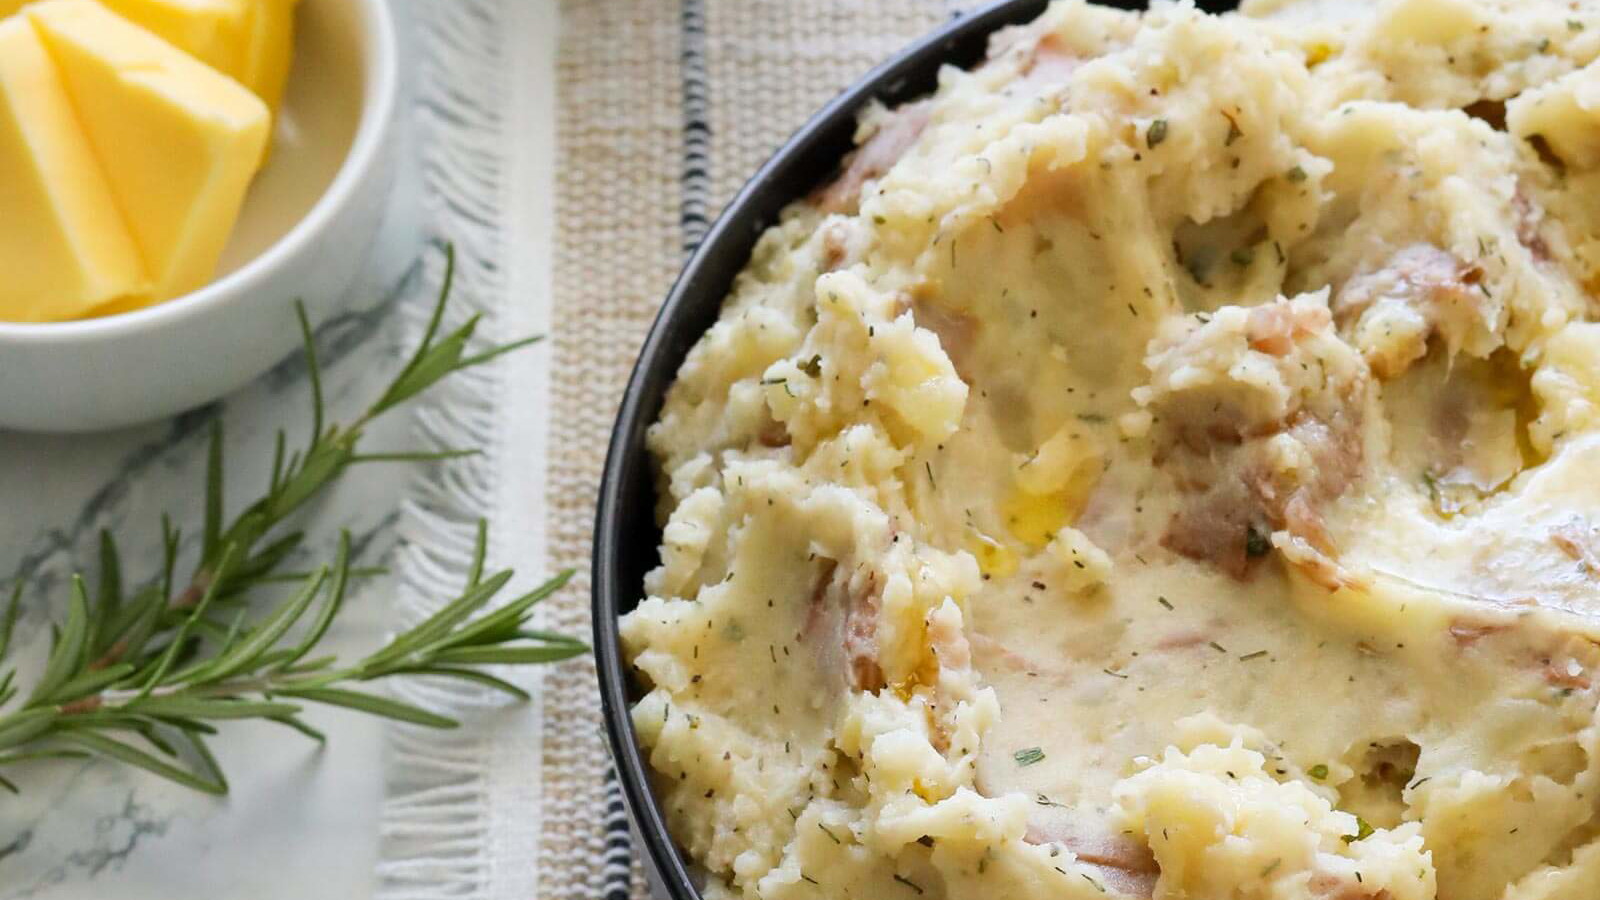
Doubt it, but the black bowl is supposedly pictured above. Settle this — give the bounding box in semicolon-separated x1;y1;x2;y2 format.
593;0;1234;895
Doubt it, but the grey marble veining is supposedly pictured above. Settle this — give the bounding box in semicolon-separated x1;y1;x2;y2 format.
0;125;431;900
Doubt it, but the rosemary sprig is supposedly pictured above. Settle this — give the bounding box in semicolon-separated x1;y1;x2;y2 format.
0;247;582;796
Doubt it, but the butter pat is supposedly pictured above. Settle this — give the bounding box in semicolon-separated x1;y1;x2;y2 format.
2;0;298;111
0;16;144;322
237;0;295;113
76;0;247;75
92;0;299;114
31;0;270;302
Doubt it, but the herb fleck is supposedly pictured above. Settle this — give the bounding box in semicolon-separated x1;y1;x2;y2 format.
1309;764;1329;780
1286;165;1308;182
1343;817;1375;843
1147;118;1169;148
893;873;925;895
1014;746;1046;767
1222;110;1243;146
1245;525;1271;558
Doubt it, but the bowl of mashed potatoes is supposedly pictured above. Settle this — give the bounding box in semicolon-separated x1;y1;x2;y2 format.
594;2;1600;899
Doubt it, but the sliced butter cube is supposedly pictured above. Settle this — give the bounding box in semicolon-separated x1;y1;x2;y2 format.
31;0;270;302
76;0;248;76
0;16;144;323
2;0;299;113
237;0;295;113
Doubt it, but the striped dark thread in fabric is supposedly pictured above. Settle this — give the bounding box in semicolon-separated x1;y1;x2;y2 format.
603;6;713;898
602;767;636;899
679;0;713;254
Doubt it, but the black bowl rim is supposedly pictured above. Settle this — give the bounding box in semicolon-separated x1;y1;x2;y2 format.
592;1;1052;896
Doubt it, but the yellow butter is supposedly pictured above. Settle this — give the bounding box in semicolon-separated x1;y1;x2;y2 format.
95;0;299;112
0;16;145;323
237;0;295;113
30;0;270;302
79;0;248;76
0;0;296;113
84;293;157;318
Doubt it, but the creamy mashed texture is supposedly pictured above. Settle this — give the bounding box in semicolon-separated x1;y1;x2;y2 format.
619;2;1600;897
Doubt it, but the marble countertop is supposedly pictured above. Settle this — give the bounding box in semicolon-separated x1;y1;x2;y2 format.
0;99;430;900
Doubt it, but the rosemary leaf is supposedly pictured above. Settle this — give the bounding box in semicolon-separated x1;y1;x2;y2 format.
134;545;241;697
277;534;352;672
0;583;19;662
186;565;327;684
295;301;326;449
437;571;574;650
60;730;227;795
429;644;589;666
27;578;92;706
398;666;531;701
362;570;515;669
276;687;458;729
129;698;303;721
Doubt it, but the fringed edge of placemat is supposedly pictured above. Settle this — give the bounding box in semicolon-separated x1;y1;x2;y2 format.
377;1;520;896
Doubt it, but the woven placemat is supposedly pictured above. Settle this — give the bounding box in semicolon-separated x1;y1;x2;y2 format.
543;1;976;895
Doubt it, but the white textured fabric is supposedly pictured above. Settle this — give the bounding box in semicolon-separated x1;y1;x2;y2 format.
378;1;556;898
383;1;979;897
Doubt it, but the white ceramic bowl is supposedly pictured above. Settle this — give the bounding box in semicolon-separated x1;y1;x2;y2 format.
0;0;399;433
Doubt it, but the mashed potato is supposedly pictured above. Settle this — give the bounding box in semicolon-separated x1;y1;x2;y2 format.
619;2;1600;897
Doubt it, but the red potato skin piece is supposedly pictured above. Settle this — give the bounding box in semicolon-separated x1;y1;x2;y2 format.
1332;244;1487;380
819;220;856;273
845;572;884;692
1160;411;1360;579
1157;297;1364;581
758;418;791;447
812;31;1086;217
1310;873;1394;900
802;559;885;693
1247;302;1330;358
905;292;979;379
970;631;1052;675
1542;658;1592;691
1514;186;1551;263
1550;523;1600;576
1023;820;1158;898
1448;620;1509;647
812;101;933;216
1017;33;1083;89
